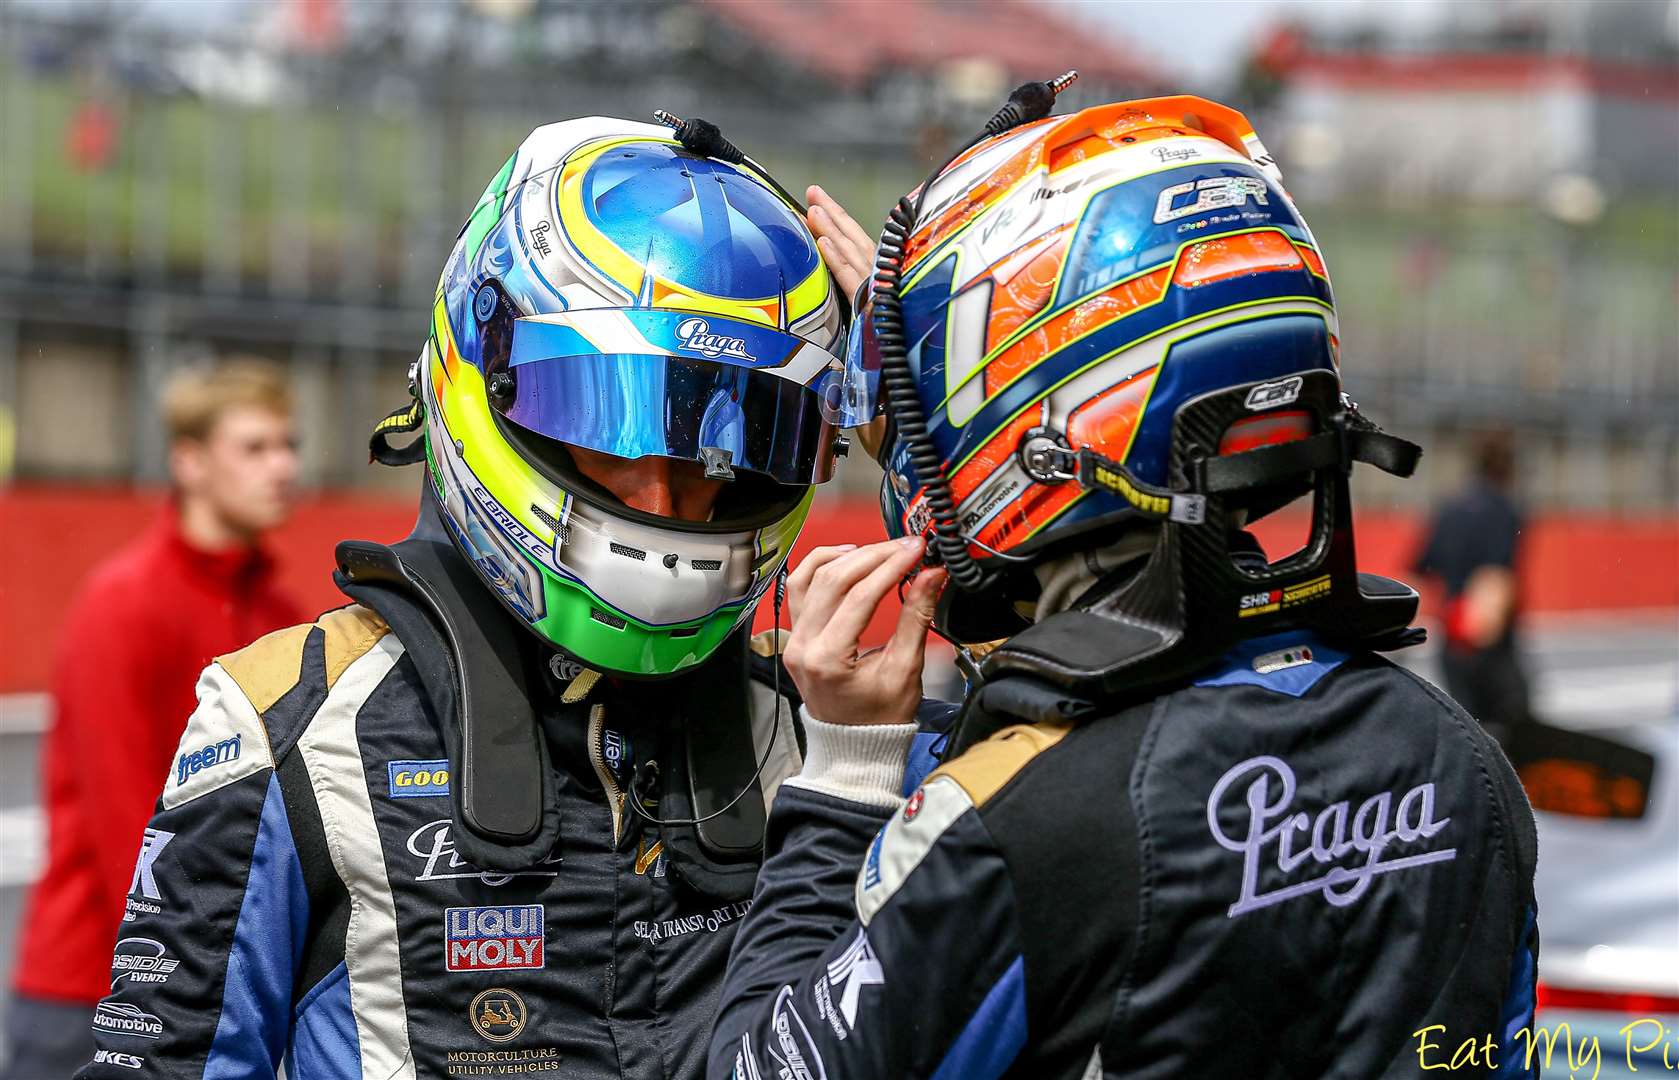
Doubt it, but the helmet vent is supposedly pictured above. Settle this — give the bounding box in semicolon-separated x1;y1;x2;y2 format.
530;503;564;534
609;542;647;561
668;626;700;638
690;559;723;571
589;608;629;630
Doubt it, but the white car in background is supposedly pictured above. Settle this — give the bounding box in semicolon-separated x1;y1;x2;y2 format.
1530;719;1679;1078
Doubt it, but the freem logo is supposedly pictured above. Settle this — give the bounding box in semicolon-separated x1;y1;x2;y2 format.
176;734;241;786
388;760;450;798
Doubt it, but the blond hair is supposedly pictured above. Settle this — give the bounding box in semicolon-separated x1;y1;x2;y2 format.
162;359;293;443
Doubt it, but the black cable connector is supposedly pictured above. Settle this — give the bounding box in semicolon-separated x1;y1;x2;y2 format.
652;109;747;165
982;70;1080;138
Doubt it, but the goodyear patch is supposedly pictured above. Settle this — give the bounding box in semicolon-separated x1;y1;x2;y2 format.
388;759;451;798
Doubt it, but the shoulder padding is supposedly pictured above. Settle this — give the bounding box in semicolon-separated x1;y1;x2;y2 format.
216;605;390;715
315;605;393;691
927;720;1073;808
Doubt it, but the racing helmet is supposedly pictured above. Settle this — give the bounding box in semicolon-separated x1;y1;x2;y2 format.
840;96;1344;640
410;117;846;676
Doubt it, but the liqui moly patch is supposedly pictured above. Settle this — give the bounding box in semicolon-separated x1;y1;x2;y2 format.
444;905;545;972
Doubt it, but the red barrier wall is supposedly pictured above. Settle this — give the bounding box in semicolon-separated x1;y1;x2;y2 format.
2;485;1674;692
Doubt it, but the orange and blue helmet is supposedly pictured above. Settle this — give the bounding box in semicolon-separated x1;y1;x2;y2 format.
840;97;1344;638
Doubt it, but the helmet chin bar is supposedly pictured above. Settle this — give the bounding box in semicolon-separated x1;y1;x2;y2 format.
951;369;1423;756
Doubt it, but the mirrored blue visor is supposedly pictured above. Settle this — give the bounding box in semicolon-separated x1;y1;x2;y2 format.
501;312;843;485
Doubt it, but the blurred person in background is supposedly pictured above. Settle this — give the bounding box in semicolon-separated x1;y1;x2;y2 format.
710;92;1539;1079
2;361;301;1080
1413;429;1530;746
70;118;946;1080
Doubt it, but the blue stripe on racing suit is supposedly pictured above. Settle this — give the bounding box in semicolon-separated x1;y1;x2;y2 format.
205;773;308;1078
289;963;360;1076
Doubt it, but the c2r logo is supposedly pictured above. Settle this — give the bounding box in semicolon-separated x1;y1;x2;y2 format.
388;760;450;798
1244;375;1304;412
1153;175;1270;224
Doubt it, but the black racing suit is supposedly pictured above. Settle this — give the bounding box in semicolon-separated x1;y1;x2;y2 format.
710;628;1540;1079
75;527;952;1080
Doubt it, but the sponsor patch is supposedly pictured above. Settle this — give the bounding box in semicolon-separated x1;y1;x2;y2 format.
632;900;752;944
111;937;179;988
176;734;241;786
821;929;883;1035
389;759;451;798
444;1047;563;1077
732;1032;764;1080
1244;375;1303;411
94;1001;164;1039
1207;754;1455;917
769;985;826;1080
469;988;529;1044
445;905;545;972
902;789;925;822
860;829;884;890
601;729;631;785
124;828;173;921
675;316;754;362
634;838;665;877
408;819;561;885
1153;174;1270;225
92;1050;144;1070
163;664;274;810
1237;574;1332;619
855;776;972;927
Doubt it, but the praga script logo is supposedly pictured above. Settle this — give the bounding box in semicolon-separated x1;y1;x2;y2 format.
1207;754;1455;918
675;317;754;362
407;820;561;885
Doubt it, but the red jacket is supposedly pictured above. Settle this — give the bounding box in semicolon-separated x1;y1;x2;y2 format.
13;513;303;1003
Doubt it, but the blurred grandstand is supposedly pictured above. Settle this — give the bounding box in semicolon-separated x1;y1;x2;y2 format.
0;0;1673;507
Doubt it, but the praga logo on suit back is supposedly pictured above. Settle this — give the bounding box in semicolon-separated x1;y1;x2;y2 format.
1207;754;1455;917
445;905;546;971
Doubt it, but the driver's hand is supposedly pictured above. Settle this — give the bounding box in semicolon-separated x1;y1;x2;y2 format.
806;186;876;302
782;539;947;727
